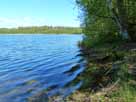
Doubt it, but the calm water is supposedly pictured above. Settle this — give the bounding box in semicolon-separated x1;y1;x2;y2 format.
0;34;85;102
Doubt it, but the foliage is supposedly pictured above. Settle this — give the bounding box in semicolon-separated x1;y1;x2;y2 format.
76;0;136;45
0;26;82;34
74;1;136;101
72;46;136;101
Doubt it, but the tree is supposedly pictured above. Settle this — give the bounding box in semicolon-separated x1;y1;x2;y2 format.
76;0;136;42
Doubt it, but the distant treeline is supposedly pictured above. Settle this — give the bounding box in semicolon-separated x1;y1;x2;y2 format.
0;26;82;34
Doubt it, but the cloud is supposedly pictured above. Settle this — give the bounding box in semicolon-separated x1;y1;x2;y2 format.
0;17;47;28
0;17;80;28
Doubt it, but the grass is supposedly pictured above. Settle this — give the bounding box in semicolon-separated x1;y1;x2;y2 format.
66;39;136;102
111;83;136;102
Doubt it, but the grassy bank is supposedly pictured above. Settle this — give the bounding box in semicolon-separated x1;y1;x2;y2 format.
0;26;82;34
66;41;136;102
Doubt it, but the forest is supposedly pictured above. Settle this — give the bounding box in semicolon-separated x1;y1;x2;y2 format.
0;26;82;34
77;0;136;45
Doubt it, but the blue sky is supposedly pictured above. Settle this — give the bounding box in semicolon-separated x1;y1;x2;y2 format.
0;0;80;28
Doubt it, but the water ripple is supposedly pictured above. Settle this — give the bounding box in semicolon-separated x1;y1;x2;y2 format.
0;34;84;102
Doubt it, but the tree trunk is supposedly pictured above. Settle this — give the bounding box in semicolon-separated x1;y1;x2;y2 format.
107;0;130;40
116;0;130;40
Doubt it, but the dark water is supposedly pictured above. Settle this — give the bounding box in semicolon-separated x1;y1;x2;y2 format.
0;34;85;102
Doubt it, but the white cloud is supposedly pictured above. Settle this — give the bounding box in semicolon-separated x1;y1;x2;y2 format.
0;17;47;28
0;17;80;28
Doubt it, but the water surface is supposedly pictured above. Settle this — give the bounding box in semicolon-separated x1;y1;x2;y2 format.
0;34;84;102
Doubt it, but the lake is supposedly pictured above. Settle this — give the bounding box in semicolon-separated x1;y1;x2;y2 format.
0;34;85;102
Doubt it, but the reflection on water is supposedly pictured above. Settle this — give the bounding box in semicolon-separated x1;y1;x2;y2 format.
0;34;85;102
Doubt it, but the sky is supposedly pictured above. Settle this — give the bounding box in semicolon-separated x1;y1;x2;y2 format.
0;0;80;28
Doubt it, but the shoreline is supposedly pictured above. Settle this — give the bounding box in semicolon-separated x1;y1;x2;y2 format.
0;26;82;34
66;42;136;102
